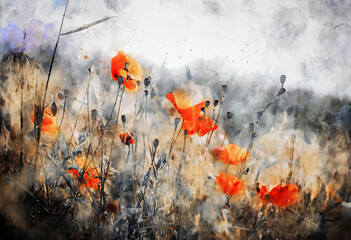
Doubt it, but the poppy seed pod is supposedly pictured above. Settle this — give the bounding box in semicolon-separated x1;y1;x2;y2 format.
278;87;286;95
221;85;227;94
144;90;149;96
144;76;151;87
57;93;64;100
227;111;233;120
184;130;188;135
136;80;141;86
214;99;219;107
51;102;57;116
117;76;124;86
153;138;159;149
91;109;98;122
121;115;126;123
64;89;69;97
205;101;210;107
257;110;263;120
174;117;181;127
150;88;155;98
280;75;286;85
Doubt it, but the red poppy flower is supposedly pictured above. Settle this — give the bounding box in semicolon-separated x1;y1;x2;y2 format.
111;51;143;91
256;183;299;207
216;172;245;196
68;157;100;190
119;132;134;145
212;144;250;165
69;168;100;190
31;107;58;136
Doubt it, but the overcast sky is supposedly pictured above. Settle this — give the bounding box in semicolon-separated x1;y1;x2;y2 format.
1;0;350;96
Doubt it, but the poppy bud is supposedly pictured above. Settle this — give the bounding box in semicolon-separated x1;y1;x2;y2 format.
91;109;98;121
144;76;151;87
136;80;141;86
221;85;227;94
57;93;64;100
64;89;69;97
249;122;254;131
150;88;155;98
278;87;286;95
51;102;57;116
144;90;149;96
117;76;124;86
153;138;159;149
205;101;210;107
234;128;241;136
121;115;126;123
186;69;192;79
214;99;219;107
280;75;286;85
174;118;181;127
227;111;233;120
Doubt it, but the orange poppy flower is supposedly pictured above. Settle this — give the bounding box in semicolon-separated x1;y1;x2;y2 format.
216;172;245;196
68;157;101;191
167;92;217;136
256;183;299;207
212;144;250;165
31;107;58;136
119;132;134;145
111;51;143;91
183;116;218;137
166;92;206;121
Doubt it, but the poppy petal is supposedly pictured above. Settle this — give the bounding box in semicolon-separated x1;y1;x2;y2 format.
198;117;217;137
166;92;193;114
216;172;245;196
212;146;230;163
111;51;143;91
256;183;299;207
225;144;250;165
180;101;206;121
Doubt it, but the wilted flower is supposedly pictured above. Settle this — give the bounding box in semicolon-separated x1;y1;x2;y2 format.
216;172;245;196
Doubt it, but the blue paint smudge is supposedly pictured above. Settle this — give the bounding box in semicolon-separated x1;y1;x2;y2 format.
0;20;55;56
